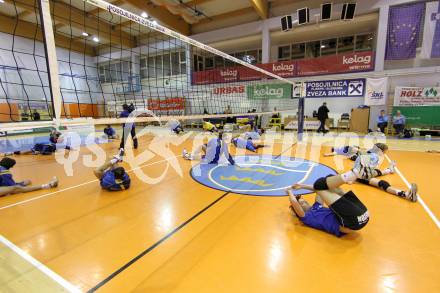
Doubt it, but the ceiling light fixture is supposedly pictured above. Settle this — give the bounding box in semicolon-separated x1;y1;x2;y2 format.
141;12;148;18
82;32;89;37
93;36;99;43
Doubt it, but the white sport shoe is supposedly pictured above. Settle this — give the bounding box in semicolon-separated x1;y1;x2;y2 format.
388;160;396;174
405;183;418;202
182;149;191;160
48;176;59;188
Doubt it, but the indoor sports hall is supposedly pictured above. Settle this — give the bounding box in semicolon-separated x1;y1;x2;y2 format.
0;0;439;292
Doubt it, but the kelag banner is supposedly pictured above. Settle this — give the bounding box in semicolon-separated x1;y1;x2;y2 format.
247;83;292;99
305;78;366;98
297;51;374;76
192;51;374;85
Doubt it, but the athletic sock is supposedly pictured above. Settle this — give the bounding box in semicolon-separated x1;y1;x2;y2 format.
341;170;357;183
381;168;392;175
41;184;50;189
396;190;406;197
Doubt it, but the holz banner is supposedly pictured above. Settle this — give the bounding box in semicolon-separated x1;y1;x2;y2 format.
394;86;440;106
247;83;292;99
364;77;388;106
305;78;366;98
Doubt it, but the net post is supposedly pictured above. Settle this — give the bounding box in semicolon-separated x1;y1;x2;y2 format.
296;82;305;142
37;0;62;125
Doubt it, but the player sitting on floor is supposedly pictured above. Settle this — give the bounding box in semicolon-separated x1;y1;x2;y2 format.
287;174;370;237
103;125;118;139
168;119;184;134
0;157;58;197
183;132;235;165
323;145;361;161
231;136;264;153
203;121;218;133
94;152;130;191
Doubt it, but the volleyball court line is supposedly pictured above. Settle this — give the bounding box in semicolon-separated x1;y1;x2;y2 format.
0;154;182;211
384;154;440;229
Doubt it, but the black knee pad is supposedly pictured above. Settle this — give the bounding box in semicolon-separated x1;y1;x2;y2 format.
378;180;390;191
313;177;329;190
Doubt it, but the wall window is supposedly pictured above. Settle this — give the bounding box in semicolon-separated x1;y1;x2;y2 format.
98;60;130;83
140;51;187;78
277;32;375;61
338;36;355;53
291;43;305;60
305;41;320;58
355;33;374;51
320;38;337;56
278;45;291;60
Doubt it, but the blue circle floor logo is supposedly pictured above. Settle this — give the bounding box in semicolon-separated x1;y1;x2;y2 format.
190;155;337;196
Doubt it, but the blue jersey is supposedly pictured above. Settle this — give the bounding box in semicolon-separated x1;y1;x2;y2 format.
300;202;344;237
377;115;388;123
393;115;405;125
0;166;24;187
120;110;135;129
202;137;235;165
168;120;180;131
232;137;256;152
32;143;56;155
333;146;350;155
104;127;115;136
100;170;131;191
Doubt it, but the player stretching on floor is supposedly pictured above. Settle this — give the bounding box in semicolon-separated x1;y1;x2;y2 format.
203;121;218;133
183;132;235;165
287;174;370;237
94;152;131;191
231;136;264;153
0;158;58;196
168;119;184;134
104;125;118;139
4;130;71;156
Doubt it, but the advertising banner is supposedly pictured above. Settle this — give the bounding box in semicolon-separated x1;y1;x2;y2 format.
147;97;185;111
394;87;440;106
364;77;388;105
305;78;366;98
192;51;374;85
297;51;374;76
247;83;292;99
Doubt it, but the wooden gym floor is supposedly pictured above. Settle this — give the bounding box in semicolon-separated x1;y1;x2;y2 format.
0;131;439;292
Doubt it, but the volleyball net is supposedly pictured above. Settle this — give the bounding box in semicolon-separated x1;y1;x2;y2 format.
0;0;303;132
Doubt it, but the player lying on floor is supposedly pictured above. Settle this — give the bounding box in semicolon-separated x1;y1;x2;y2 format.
103;125;118;139
241;127;265;141
323;145;361;161
94;151;131;191
183;132;235;165
0;157;58;197
287;174;370;237
231;136;265;153
203;121;218;133
168;119;184;134
352;143;392;179
4;130;71;156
